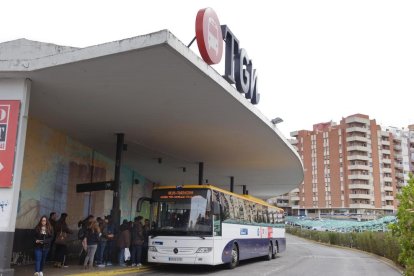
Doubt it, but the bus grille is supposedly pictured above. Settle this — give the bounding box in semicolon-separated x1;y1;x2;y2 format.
157;247;197;255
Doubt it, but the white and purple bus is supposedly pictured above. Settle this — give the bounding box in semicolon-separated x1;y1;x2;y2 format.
145;185;285;268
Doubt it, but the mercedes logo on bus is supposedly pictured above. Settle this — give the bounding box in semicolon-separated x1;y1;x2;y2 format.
173;248;179;254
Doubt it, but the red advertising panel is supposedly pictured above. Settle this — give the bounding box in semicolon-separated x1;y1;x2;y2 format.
0;100;21;187
195;7;223;65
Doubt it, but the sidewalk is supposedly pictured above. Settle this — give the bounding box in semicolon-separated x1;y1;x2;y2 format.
13;262;153;276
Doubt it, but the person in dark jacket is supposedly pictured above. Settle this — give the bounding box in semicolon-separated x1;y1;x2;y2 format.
34;215;54;276
54;213;73;268
47;212;58;262
116;220;131;266
104;215;116;266
83;220;101;269
142;219;150;264
131;216;144;267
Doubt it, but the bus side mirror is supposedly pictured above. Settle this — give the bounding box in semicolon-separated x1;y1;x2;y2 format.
213;201;220;215
136;197;152;212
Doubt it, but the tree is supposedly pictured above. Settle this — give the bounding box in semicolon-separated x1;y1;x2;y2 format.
390;173;414;275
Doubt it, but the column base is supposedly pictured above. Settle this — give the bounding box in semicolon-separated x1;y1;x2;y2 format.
0;268;14;276
0;231;14;276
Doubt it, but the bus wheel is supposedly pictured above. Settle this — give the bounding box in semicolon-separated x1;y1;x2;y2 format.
227;244;239;269
272;243;277;259
266;243;273;261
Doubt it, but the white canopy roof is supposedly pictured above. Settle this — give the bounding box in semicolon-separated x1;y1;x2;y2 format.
0;30;303;199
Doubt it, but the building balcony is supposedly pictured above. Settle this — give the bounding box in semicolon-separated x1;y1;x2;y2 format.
347;145;369;152
346;136;368;143
348;174;370;180
393;145;402;151
394;154;403;162
382;149;391;155
345;117;370;125
289;139;298;145
348;164;370;171
277;195;290;200
394;162;403;169
349;184;371;190
384;186;394;192
349;203;374;209
384;195;394;201
383;176;393;182
290;196;300;201
381;140;390;146
393;136;402;142
276;202;289;207
290;188;299;193
290;131;299;137
348;155;369;161
383;205;395;210
395;173;404;179
382;167;392;173
346;126;368;133
349;194;373;200
396;182;405;188
382;158;391;164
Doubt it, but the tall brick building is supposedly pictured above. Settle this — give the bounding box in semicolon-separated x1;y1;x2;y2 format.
287;114;414;217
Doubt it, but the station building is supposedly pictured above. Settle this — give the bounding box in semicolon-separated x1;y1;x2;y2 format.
0;14;303;275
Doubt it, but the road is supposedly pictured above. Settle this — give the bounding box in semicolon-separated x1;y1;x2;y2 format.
137;234;401;276
13;234;402;275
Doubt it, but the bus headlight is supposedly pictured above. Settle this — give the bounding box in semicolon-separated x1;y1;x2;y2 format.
148;246;158;252
196;247;212;253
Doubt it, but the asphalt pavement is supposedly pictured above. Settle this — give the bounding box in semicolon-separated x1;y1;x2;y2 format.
13;234;402;276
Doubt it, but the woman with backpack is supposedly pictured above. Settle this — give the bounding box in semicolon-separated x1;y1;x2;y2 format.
54;213;73;268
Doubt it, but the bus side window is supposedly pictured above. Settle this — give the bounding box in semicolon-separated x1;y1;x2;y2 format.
220;193;232;221
263;207;268;224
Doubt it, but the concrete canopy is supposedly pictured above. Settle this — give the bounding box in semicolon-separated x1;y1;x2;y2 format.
0;30;303;199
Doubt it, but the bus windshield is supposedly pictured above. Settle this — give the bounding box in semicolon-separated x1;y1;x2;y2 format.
151;189;212;237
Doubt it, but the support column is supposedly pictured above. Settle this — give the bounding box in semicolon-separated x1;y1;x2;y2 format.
198;162;204;185
230;176;234;192
0;79;31;276
111;133;124;230
242;185;247;195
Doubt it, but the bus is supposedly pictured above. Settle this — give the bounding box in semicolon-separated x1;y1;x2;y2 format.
143;185;286;268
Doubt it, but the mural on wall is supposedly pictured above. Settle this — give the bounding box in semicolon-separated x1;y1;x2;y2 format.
13;118;152;263
17;118;152;229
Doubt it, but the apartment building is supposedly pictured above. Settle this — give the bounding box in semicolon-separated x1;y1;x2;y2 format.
286;114;414;217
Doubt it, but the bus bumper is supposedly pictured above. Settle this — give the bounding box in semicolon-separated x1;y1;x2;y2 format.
148;252;215;265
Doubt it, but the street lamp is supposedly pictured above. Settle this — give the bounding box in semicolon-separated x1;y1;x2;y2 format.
271;117;283;125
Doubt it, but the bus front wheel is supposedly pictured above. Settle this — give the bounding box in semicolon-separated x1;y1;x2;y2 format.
228;244;239;269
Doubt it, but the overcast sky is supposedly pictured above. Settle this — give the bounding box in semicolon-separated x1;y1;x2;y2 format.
1;1;413;138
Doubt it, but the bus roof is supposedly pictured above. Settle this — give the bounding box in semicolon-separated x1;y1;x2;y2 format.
153;184;283;211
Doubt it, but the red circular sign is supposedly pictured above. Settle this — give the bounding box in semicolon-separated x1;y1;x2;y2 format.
195;8;223;65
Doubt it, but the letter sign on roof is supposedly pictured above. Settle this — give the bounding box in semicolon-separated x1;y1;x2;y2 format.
195;7;223;65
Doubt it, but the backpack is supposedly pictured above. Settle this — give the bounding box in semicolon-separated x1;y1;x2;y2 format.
78;227;85;240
